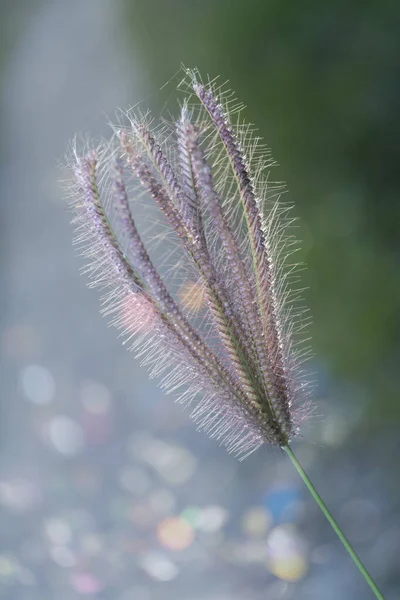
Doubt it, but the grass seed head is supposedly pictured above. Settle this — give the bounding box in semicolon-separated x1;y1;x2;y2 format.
64;68;313;459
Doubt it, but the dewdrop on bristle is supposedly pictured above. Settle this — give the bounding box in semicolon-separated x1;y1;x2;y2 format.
64;68;313;459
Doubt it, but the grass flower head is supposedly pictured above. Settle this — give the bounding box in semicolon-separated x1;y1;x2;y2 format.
66;68;312;458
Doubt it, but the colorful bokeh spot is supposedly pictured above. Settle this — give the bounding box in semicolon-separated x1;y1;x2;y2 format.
266;524;308;582
263;485;302;523
241;506;272;537
157;517;195;550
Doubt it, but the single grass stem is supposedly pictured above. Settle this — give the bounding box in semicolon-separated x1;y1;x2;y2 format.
283;444;384;600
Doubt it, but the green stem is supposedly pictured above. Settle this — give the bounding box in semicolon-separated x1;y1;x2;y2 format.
283;444;384;600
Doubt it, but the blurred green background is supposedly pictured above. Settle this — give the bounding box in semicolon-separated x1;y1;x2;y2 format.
0;1;399;599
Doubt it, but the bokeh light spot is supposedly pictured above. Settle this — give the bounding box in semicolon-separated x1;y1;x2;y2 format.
48;416;85;456
242;506;272;537
157;517;195;550
71;572;103;595
139;552;179;581
196;505;228;532
180;506;202;528
44;517;72;545
179;281;206;313
267;525;308;582
0;479;42;513
20;364;55;405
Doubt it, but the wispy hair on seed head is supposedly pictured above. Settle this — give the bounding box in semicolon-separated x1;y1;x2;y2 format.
64;67;313;459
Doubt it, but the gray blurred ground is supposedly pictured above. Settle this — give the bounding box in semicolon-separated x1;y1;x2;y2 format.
0;2;399;599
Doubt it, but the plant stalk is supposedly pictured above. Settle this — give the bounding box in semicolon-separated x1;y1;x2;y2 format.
283;444;384;600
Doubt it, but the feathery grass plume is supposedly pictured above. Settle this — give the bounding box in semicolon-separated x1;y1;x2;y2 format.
64;69;386;599
65;69;313;458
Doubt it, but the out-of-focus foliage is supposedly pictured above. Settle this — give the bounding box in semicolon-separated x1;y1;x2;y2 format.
124;0;400;423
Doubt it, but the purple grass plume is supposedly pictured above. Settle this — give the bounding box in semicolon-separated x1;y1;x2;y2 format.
65;68;313;459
